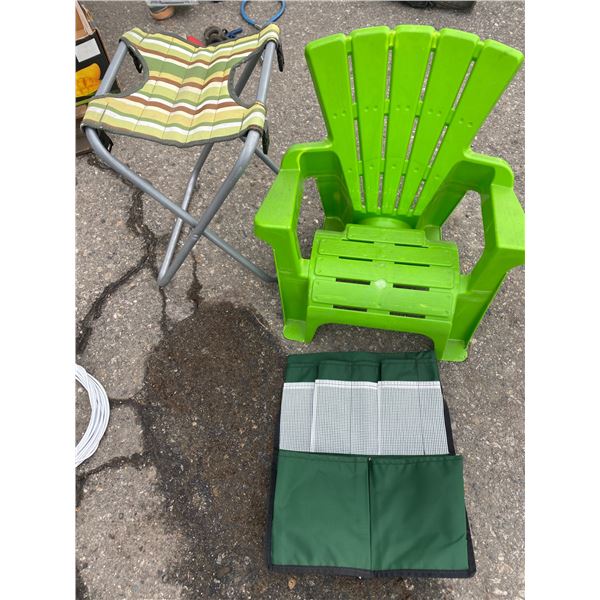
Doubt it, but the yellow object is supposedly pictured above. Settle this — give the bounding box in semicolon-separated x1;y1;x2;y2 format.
76;63;101;98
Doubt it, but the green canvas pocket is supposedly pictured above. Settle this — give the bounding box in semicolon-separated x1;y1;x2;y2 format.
369;455;470;573
270;450;474;577
270;452;372;572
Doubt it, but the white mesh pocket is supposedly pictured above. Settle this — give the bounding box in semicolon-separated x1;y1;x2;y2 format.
278;379;448;456
279;382;314;452
349;382;378;455
312;380;352;453
379;381;448;455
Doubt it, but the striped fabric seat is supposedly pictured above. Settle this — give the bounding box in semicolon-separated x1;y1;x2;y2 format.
82;24;281;147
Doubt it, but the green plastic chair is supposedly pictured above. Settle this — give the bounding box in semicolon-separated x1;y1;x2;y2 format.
255;25;524;361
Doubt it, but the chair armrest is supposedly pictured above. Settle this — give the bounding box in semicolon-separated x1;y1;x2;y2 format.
469;175;524;292
418;150;524;292
464;152;524;292
254;141;336;275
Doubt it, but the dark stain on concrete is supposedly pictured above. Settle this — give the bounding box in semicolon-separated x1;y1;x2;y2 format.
136;300;442;599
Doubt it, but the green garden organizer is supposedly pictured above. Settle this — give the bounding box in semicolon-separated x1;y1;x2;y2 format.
268;351;476;577
255;25;524;361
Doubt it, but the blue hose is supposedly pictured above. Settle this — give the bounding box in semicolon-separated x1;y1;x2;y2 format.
240;0;286;30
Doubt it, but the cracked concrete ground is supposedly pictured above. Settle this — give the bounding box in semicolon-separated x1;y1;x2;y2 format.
76;2;524;598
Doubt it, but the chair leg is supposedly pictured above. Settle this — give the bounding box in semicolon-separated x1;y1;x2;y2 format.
158;143;214;283
202;230;276;283
445;273;508;361
238;136;279;174
439;339;468;362
254;145;279;174
157;130;273;286
85;127;276;287
274;270;312;341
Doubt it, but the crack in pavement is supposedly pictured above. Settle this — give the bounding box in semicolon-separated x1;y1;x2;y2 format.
77;154;192;355
76;256;147;355
76;451;152;509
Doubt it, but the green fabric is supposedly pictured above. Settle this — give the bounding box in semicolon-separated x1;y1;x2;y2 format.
271;451;371;570
370;456;468;571
271;450;469;573
272;351;472;576
284;350;439;383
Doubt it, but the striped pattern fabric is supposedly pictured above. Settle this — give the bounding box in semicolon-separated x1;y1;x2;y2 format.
279;351;450;455
82;24;280;146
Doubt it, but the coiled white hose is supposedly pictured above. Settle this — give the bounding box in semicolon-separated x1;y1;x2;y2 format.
75;365;110;467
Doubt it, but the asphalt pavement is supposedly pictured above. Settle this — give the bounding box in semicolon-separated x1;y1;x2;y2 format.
76;2;525;598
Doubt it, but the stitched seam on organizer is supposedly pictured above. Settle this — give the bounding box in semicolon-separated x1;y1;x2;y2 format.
282;382;316;390
309;385;317;452
374;455;460;466
278;454;368;464
378;381;441;388
377;383;381;455
278;453;459;465
417;359;426;454
314;380;378;388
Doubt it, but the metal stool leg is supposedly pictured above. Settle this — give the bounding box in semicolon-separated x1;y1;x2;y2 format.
86;126;276;286
253;142;280;174
157;130;270;285
159;143;214;283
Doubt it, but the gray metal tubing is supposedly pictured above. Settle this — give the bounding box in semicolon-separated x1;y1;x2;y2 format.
240;42;279;174
85;129;198;228
253;144;279;174
159;225;275;285
159;143;214;281
97;41;129;94
256;42;276;102
251;42;280;174
234;50;261;96
197;230;276;283
183;144;214;208
191;131;259;236
157;131;261;285
87;126;275;284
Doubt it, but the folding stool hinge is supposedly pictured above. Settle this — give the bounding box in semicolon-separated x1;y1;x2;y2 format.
97;129;114;153
128;48;144;73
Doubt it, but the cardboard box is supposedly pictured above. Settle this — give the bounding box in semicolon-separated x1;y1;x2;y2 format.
76;2;119;154
76;2;118;105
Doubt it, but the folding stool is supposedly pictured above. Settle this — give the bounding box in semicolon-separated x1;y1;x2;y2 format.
82;25;283;285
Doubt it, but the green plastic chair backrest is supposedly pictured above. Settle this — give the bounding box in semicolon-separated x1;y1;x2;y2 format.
305;25;523;219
